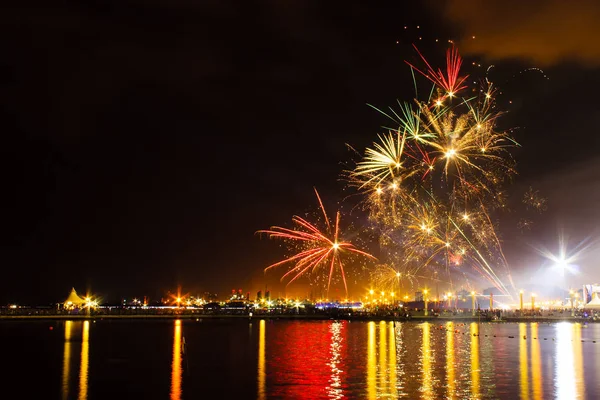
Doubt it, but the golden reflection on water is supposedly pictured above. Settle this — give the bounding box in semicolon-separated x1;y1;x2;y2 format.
61;321;90;400
79;321;90;400
366;321;401;399
388;322;397;398
519;323;529;399
62;321;73;400
470;323;480;399
170;320;182;400
446;322;455;399
378;321;387;395
572;323;585;398
257;319;266;400
530;323;542;400
394;321;404;395
366;321;376;400
421;322;433;399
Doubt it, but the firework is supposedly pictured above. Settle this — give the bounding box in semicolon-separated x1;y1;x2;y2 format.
351;46;521;296
370;263;450;292
406;45;469;97
258;189;375;295
517;219;533;232
523;187;547;212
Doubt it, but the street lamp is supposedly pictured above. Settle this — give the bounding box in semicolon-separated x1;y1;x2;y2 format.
423;289;429;316
471;291;476;316
519;290;524;312
531;293;536;311
570;290;575;317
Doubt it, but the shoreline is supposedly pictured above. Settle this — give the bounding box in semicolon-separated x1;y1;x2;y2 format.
0;314;594;323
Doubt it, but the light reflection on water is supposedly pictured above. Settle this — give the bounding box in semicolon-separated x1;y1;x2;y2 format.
260;320;594;399
367;321;376;399
47;319;599;398
367;321;402;398
257;319;266;400
421;322;433;399
378;321;387;396
79;321;90;400
555;322;586;399
572;323;585;398
388;322;397;398
446;321;455;399
170;320;182;400
519;323;529;399
531;323;542;400
61;320;90;400
61;320;72;400
471;322;480;399
326;321;344;399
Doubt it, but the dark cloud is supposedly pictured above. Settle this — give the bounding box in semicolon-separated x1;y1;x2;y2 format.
441;0;600;66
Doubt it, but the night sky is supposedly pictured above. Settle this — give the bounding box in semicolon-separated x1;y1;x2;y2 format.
3;1;600;304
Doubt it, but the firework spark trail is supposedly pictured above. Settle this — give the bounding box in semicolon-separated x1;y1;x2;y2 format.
449;217;510;295
479;200;517;294
406;45;469;97
314;187;332;231
371;263;453;292
349;45;524;295
258;190;376;295
259;46;538;297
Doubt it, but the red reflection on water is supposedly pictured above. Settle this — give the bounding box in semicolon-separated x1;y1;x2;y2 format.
266;321;347;398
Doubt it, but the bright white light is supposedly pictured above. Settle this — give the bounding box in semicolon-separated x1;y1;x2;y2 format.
535;233;597;278
555;323;577;399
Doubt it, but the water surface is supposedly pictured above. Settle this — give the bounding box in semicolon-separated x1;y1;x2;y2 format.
3;319;599;399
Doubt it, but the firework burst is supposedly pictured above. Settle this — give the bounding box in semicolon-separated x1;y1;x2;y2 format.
406;45;469;97
350;45;523;296
258;189;376;295
523;187;547;212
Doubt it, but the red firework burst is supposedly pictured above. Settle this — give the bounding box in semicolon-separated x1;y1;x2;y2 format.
257;189;375;295
406;44;469;97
